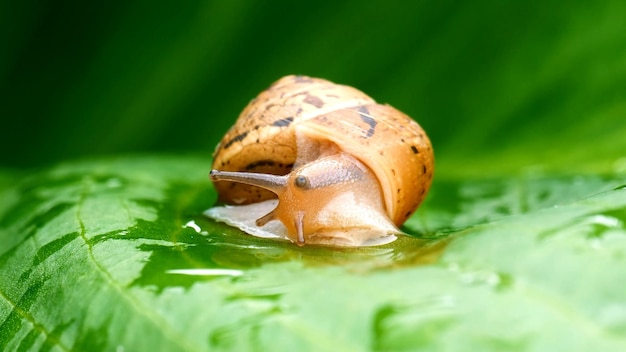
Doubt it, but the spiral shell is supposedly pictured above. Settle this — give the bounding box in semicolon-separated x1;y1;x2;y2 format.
212;75;433;225
208;75;434;246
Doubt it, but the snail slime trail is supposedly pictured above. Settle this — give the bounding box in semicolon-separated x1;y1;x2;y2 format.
205;75;434;247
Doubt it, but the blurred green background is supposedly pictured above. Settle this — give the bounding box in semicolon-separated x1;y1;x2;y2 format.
2;0;625;176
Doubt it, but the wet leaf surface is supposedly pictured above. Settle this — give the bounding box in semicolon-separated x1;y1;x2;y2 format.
2;2;626;350
1;156;625;351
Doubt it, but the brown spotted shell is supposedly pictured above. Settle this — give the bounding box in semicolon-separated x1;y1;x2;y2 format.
212;75;434;226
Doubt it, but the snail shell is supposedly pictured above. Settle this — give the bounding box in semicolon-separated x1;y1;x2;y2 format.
205;75;434;247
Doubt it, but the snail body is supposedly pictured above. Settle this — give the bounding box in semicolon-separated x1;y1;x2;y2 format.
205;75;433;247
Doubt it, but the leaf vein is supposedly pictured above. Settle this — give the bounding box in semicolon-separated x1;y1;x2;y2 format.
75;178;203;352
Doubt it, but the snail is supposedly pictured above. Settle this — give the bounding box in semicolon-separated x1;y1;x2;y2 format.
204;75;434;247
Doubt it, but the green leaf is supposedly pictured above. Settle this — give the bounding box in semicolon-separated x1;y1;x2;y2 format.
1;156;625;351
2;1;626;350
